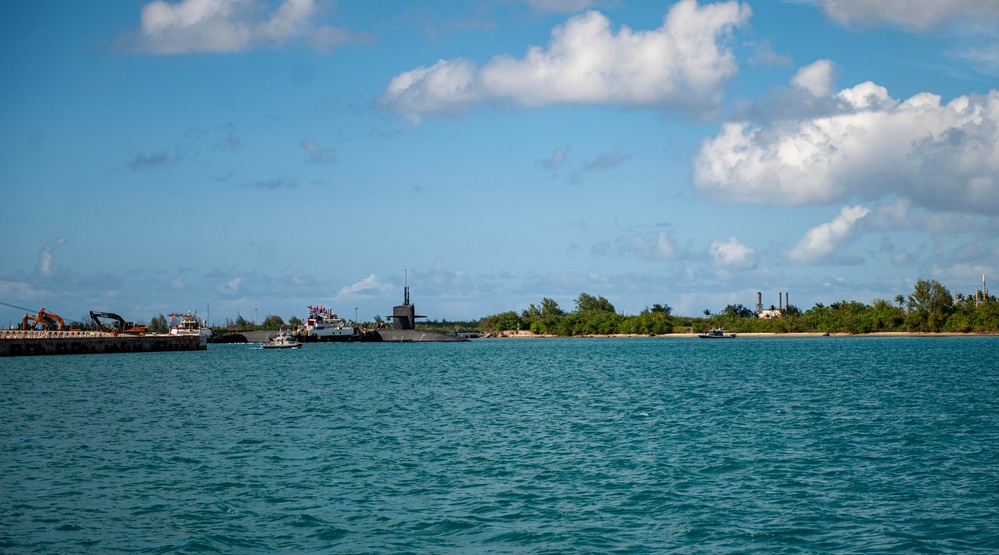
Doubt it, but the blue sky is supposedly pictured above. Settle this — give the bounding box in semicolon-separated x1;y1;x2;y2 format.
2;0;998;327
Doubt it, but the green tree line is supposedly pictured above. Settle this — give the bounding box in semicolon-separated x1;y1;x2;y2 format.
477;279;999;335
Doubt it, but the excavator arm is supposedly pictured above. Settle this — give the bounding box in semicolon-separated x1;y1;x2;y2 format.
20;308;67;331
90;311;147;335
90;311;125;332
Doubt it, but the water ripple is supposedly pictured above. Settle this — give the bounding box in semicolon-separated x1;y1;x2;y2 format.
2;337;998;552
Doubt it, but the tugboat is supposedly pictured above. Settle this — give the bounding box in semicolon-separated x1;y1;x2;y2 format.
698;328;736;339
168;312;212;347
262;328;302;349
294;305;358;342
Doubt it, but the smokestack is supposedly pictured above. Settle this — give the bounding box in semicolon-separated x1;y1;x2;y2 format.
756;292;762;315
785;292;789;311
778;292;782;311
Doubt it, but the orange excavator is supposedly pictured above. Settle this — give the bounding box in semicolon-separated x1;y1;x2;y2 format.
20;307;68;331
90;311;148;336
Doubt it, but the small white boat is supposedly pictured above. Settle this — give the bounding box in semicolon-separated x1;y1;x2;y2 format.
698;328;736;339
261;330;302;349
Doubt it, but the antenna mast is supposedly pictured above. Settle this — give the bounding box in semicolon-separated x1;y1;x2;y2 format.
404;270;410;306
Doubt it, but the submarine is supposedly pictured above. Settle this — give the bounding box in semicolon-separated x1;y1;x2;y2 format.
375;273;468;342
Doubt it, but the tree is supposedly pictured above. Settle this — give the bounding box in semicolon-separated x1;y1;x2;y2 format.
650;303;672;315
262;314;285;330
479;311;521;332
540;297;563;318
895;294;906;313
907;279;953;331
522;297;564;325
723;304;754;318
575;293;615;314
623;307;674;335
148;314;169;333
234;314;251;331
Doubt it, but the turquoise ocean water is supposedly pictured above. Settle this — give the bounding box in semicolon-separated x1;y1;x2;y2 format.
2;336;998;553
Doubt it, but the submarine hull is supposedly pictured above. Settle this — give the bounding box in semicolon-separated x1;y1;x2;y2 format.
375;329;468;342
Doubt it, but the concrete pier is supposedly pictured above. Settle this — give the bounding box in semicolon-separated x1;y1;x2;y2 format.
0;331;208;357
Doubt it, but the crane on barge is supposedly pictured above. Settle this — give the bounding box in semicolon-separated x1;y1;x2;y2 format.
90;311;148;335
20;307;68;331
1;300;72;331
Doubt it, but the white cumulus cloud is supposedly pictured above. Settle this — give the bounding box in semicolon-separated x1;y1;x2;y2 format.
127;0;361;54
379;0;751;121
791;59;836;97
818;0;999;31
709;236;756;269
693;73;999;215
333;274;394;300
788;205;870;263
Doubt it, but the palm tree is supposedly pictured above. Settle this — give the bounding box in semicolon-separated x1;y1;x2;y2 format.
895;294;906;314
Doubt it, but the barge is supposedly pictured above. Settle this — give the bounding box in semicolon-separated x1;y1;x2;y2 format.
0;330;209;357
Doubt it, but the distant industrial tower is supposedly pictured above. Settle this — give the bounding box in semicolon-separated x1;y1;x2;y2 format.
756;290;787;319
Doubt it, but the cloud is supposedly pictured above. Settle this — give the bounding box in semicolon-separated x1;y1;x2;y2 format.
301;139;336;163
206;266;255;297
248;177;296;190
170;275;185;290
930;261;998;290
124;0;366;54
215;276;242;294
540;146;570;171
693;73;999;215
879;236;914;267
602;231;682;261
38;237;65;278
746;40;792;66
951;41;999;77
525;0;597;13
583;150;631;171
862;198;993;236
788;205;870;263
570;150;632;182
817;0;999;31
791;59;836;97
379;0;751;121
289;271;316;286
129;125;241;169
217;123;243;151
128;151;177;169
709;236;756;269
332;274;394;300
